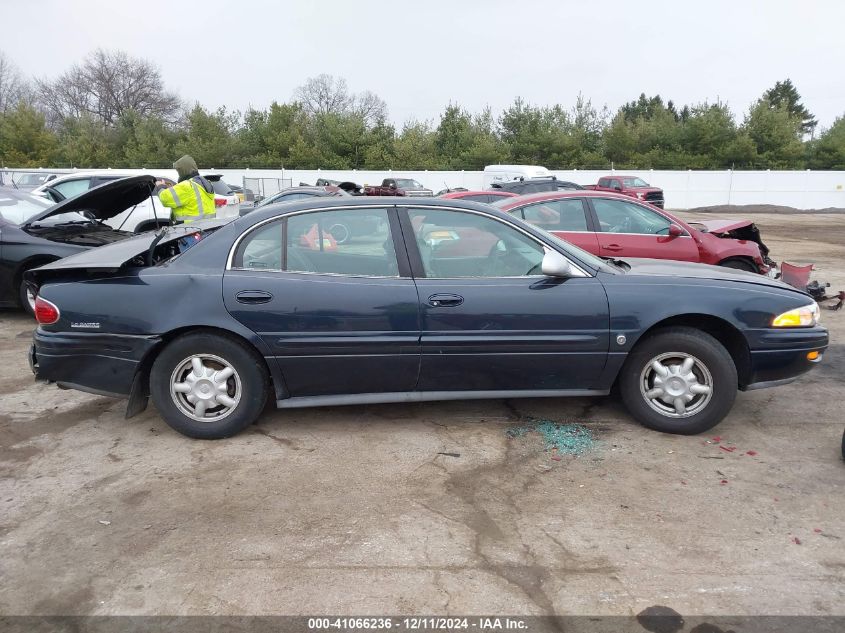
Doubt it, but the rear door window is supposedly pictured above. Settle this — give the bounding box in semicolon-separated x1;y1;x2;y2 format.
51;178;92;200
233;209;398;277
521;199;589;231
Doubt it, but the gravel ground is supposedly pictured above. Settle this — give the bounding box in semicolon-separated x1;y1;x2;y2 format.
0;210;843;617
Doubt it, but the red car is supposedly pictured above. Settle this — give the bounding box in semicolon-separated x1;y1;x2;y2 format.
584;175;665;208
439;190;517;204
494;191;774;274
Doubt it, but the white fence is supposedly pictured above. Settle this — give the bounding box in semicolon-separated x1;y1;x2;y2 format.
215;168;845;210
5;167;845;210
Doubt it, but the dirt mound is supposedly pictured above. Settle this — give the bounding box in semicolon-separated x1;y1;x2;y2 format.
688;204;845;215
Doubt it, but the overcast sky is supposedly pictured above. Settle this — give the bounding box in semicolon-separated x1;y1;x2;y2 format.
4;0;844;129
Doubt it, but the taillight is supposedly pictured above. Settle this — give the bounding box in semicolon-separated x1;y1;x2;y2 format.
34;297;60;325
214;198;226;207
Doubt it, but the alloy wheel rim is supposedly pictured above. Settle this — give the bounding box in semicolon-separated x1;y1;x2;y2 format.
169;354;242;423
639;352;713;418
26;287;36;312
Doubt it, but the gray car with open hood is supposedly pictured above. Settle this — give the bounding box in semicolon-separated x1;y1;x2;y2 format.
0;175;158;314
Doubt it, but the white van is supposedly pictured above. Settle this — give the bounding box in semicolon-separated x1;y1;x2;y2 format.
482;165;551;189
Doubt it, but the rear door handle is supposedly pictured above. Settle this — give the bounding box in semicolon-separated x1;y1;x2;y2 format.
236;290;273;304
603;244;623;252
428;293;464;307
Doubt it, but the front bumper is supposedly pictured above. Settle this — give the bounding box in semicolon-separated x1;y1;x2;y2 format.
742;326;828;390
31;328;161;398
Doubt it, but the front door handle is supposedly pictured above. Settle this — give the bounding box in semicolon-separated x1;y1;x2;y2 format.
428;293;464;307
603;244;623;252
236;290;273;304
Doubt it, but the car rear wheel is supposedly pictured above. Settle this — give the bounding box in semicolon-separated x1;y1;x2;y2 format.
719;258;758;273
150;332;269;439
18;278;36;317
619;327;737;435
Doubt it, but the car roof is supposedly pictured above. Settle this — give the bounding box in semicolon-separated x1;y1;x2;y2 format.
496;189;656;209
439;190;517;198
241;195;518;226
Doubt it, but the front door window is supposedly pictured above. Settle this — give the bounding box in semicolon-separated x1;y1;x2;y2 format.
407;208;544;278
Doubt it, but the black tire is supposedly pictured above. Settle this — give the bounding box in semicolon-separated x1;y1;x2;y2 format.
619;326;737;435
150;332;269;439
719;258;758;273
18;277;36;317
841;428;845;461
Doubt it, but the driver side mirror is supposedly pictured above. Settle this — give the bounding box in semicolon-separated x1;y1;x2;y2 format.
541;249;573;278
613;184;623;192
668;224;683;237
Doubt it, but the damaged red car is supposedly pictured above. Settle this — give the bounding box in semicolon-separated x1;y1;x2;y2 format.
493;191;774;274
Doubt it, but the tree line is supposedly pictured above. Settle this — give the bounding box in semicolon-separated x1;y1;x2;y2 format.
1;49;845;171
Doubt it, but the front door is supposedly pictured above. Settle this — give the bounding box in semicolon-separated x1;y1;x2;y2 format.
588;197;700;262
400;206;610;392
223;206;421;397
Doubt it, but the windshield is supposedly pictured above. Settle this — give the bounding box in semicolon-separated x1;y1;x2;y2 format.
622;177;649;187
209;180;234;196
0;191;54;224
395;179;423;189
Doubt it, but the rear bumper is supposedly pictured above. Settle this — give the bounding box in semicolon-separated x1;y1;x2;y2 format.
31;328;161;398
742;326;828;390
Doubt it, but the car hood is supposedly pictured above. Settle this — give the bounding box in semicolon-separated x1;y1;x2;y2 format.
26;175;156;223
618;258;799;292
689;218;753;233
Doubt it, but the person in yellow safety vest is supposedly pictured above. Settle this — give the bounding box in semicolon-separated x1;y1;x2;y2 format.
158;155;217;224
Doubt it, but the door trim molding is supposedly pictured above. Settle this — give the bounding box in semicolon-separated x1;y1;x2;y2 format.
276;388;609;409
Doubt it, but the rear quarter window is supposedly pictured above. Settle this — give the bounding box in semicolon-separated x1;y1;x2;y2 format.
210;180;234;196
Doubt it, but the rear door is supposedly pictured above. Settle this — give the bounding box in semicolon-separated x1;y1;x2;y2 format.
400;205;609;392
516;198;601;254
587;197;700;262
223;205;421;397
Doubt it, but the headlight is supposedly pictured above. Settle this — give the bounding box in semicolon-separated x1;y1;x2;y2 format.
772;303;820;327
636;192;645;199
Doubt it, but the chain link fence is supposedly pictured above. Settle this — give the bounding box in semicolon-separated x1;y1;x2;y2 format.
242;177;292;204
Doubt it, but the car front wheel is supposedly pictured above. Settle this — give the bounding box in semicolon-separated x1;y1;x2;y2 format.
719;258;758;273
619;327;737;435
150;332;269;439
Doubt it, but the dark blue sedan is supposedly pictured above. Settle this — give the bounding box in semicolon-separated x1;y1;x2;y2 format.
27;198;828;439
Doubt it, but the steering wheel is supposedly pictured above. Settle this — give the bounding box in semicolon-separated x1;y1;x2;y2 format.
608;217;632;233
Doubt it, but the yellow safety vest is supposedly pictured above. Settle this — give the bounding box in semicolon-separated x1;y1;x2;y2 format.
158;177;217;223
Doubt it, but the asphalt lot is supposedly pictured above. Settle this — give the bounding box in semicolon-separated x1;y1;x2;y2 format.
1;210;843;616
